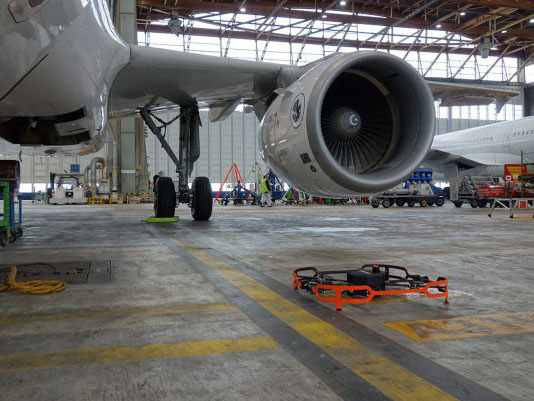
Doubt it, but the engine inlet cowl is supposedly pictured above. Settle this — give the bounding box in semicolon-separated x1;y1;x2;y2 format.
260;51;435;197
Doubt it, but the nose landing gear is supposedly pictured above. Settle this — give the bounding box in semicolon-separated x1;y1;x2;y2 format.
140;106;212;221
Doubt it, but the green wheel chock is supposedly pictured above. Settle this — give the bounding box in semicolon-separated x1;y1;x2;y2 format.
144;216;179;223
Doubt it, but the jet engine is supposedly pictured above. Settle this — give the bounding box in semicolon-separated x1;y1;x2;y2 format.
260;52;435;196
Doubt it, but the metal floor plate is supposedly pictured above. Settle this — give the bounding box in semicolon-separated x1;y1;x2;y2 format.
0;261;113;284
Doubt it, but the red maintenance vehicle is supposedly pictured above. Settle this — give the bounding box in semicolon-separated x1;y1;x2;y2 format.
449;175;505;208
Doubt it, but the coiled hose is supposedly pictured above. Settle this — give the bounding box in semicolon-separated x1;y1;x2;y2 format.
0;266;66;294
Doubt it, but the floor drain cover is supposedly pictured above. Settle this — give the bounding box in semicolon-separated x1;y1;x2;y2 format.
0;261;113;284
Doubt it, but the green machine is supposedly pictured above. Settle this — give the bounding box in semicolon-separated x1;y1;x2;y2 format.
0;160;23;247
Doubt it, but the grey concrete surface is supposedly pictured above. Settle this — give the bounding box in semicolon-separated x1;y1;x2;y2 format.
0;202;533;400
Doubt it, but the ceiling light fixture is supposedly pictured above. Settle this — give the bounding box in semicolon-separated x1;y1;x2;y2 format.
436;24;442;28
530;18;534;23
240;7;246;12
502;30;508;33
460;12;466;16
340;0;347;5
322;14;327;18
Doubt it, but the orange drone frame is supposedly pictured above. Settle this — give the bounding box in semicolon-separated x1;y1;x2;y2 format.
292;264;449;311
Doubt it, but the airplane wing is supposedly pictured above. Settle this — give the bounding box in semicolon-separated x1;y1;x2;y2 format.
109;46;520;123
425;148;485;168
426;81;519;112
109;45;299;122
425;148;525;168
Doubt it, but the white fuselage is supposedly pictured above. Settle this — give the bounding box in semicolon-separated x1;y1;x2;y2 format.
431;116;534;165
0;0;129;155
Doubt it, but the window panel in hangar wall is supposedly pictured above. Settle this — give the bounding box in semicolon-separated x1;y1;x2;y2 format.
0;151;105;187
146;110;267;183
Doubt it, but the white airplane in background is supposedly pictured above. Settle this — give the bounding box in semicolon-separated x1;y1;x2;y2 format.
0;0;519;220
427;117;534;179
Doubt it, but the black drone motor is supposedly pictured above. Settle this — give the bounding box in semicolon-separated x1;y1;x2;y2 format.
346;265;386;290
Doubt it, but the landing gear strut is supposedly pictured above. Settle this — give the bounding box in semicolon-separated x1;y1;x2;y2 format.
140;106;212;221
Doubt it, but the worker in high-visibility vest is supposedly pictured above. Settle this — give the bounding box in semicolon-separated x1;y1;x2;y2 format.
259;175;272;207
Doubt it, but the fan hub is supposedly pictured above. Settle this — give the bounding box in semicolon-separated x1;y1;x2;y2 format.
331;107;361;139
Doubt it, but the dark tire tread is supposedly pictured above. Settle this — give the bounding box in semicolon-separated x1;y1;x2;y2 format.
192;177;213;221
155;177;176;218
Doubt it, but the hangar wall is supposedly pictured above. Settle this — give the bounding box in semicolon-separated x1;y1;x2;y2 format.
0;102;522;190
0;149;106;192
145;110;263;184
143;107;512;183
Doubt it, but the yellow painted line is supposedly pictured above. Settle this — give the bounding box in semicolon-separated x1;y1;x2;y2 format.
0;303;237;326
175;239;458;401
0;336;278;372
385;312;534;342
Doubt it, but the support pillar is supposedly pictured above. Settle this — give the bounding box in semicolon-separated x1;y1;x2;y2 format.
113;0;149;194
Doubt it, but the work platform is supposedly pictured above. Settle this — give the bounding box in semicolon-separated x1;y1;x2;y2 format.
0;203;532;401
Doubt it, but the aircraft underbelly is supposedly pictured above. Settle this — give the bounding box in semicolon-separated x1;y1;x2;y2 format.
0;0;129;155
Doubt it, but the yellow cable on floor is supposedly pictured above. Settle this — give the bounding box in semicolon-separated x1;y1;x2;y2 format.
0;266;66;295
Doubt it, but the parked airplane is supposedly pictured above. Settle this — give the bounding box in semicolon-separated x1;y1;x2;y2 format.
0;0;518;219
428;116;534;179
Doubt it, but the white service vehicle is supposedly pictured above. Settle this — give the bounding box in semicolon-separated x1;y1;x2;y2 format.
48;173;87;205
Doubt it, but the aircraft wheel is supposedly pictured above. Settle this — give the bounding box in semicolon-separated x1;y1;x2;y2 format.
469;199;479;208
436;198;445;207
382;199;392;208
191;177;213;221
154;177;176;218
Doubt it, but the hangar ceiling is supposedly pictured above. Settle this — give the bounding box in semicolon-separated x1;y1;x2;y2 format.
135;0;534;83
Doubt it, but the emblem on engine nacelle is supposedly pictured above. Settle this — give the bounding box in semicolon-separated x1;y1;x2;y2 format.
291;93;305;128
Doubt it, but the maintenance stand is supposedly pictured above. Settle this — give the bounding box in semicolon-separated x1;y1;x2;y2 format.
0;160;23;247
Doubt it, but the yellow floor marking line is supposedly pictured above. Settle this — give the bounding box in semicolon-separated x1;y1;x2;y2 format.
176;239;458;401
0;303;237;326
0;336;278;372
385;312;534;342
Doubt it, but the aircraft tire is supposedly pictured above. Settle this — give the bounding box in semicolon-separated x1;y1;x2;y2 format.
191;177;213;221
155;177;176;218
395;199;406;207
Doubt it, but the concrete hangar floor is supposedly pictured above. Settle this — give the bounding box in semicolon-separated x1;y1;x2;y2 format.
0;202;532;401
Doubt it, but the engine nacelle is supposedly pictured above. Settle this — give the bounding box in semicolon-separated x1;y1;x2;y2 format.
260;52;435;196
